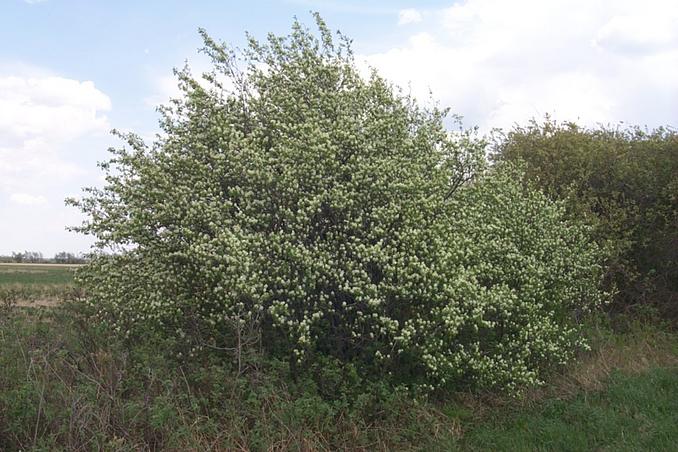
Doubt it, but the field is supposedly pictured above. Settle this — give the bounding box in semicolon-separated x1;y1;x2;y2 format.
0;263;78;307
1;264;676;450
0;263;78;286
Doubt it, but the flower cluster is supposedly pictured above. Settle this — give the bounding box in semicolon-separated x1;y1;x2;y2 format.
70;15;607;393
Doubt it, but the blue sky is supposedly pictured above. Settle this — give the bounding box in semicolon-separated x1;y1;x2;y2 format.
1;0;677;255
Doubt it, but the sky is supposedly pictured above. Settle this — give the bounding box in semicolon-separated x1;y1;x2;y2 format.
1;0;677;256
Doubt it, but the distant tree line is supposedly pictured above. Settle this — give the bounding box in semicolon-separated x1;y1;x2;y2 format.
0;251;88;264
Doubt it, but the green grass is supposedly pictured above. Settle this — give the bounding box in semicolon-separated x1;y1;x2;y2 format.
0;263;77;286
462;368;678;451
0;264;78;307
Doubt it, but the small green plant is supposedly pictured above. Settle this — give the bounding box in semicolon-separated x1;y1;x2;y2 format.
0;287;18;312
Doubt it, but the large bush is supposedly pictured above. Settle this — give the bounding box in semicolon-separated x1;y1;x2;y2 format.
70;17;606;392
494;119;678;319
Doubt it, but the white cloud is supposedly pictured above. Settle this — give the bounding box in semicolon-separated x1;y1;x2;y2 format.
594;9;678;55
0;73;111;194
145;73;183;108
23;0;48;4
0;69;112;254
10;193;47;206
363;0;678;131
0;76;111;145
398;8;422;25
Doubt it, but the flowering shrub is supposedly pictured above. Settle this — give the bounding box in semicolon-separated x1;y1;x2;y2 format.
69;16;607;392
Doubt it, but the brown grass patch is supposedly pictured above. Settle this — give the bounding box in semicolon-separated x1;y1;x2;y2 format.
554;326;678;395
14;298;61;308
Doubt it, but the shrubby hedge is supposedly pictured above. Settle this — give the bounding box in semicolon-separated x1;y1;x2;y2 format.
494;119;678;320
69;16;607;393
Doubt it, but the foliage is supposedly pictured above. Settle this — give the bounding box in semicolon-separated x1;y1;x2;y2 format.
494;119;678;319
69;16;606;393
0;253;86;264
8;251;44;264
53;251;87;264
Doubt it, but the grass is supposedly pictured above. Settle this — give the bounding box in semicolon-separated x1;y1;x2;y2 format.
0;269;676;450
463;367;678;451
0;304;449;450
446;320;678;451
0;263;77;286
0;263;78;308
0;300;675;450
455;318;678;450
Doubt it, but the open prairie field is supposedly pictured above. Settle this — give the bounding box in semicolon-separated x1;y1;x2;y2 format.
0;263;79;307
0;263;78;286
